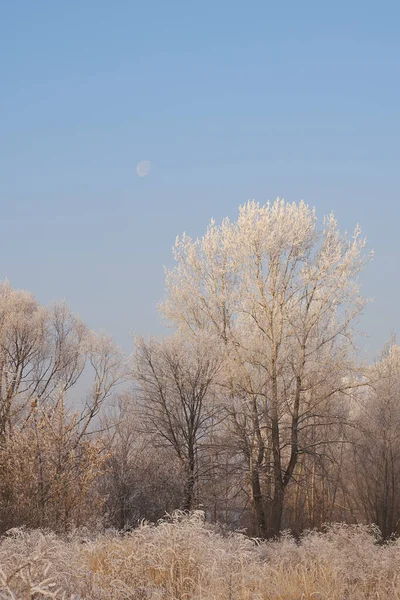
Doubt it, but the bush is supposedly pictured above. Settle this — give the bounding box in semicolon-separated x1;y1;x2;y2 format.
1;513;400;599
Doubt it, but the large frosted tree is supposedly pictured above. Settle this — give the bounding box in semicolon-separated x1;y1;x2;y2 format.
161;199;370;536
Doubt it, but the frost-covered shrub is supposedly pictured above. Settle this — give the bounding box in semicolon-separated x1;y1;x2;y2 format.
1;514;400;599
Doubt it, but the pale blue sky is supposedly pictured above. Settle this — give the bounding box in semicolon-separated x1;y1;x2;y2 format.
1;1;399;359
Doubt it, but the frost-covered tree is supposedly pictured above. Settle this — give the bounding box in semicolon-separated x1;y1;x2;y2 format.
0;281;126;531
161;199;370;536
0;281;125;443
0;282;85;441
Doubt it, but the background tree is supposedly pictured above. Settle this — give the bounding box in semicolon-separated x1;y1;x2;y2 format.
349;339;400;539
0;396;107;533
100;393;184;529
132;334;221;511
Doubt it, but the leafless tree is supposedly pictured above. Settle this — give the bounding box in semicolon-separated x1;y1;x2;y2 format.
100;393;184;529
132;334;222;511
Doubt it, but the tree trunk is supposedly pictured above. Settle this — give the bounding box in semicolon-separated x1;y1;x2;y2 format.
269;480;284;538
183;446;196;511
250;461;267;537
269;354;284;538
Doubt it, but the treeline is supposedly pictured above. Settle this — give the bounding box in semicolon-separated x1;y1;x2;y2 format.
1;199;399;539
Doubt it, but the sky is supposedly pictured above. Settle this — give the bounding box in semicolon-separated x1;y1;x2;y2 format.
0;1;399;360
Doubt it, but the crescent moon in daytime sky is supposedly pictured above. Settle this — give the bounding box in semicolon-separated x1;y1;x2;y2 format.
137;160;151;177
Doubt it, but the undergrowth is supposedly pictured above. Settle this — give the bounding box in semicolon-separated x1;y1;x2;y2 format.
1;511;399;599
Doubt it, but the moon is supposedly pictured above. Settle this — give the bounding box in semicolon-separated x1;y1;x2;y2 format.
137;160;151;177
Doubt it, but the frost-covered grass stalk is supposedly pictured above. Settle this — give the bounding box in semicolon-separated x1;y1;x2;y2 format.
1;512;400;599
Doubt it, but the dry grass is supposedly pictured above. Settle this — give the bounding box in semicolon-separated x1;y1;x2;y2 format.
1;512;400;599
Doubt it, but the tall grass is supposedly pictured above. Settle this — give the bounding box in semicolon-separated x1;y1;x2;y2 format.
1;512;400;599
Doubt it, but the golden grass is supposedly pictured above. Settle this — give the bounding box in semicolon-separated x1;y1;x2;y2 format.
1;513;400;599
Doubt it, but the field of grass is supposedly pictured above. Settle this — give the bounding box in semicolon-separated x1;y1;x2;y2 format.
1;512;399;599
